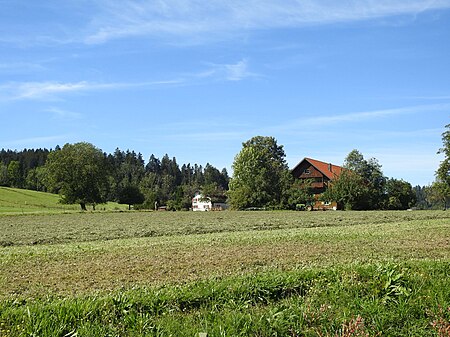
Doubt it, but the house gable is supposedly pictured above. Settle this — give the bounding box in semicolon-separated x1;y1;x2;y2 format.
292;158;342;182
291;157;344;209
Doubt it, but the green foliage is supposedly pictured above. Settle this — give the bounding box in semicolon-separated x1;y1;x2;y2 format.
45;142;109;210
0;146;229;211
107;148;145;201
434;124;450;209
324;150;416;210
373;264;411;304
139;155;228;209
323;169;367;210
117;184;145;210
7;160;22;188
286;179;315;209
24;166;48;191
384;178;416;210
343;150;386;209
228;136;290;209
428;182;450;210
0;162;8;186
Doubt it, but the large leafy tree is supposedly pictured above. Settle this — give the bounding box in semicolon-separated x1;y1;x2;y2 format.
324;150;385;210
322;169;367;210
228;136;290;209
45;142;109;210
384;178;416;210
344;150;386;209
434;124;450;209
118;184;145;210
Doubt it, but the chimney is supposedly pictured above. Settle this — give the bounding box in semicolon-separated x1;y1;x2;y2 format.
328;163;332;172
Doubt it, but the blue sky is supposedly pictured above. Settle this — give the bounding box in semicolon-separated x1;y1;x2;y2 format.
1;0;449;186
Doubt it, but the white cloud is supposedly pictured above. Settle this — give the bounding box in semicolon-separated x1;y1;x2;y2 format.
14;81;90;100
0;81;96;101
83;0;450;44
45;107;83;120
0;79;184;101
197;59;257;82
225;59;252;81
272;103;450;131
0;63;255;102
2;1;449;47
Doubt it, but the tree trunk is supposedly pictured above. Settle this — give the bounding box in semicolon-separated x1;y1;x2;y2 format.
128;204;131;210
80;202;87;211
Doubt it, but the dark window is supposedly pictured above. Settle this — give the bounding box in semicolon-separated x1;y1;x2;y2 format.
304;169;310;174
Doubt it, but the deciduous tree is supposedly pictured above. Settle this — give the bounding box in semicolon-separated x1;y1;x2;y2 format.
228;136;290;209
435;124;450;209
118;184;145;210
324;150;385;210
45;142;109;210
384;178;416;210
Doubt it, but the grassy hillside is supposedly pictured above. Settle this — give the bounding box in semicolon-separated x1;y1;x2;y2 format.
0;187;126;214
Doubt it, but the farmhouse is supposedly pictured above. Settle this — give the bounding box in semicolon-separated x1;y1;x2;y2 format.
291;158;344;210
192;192;212;211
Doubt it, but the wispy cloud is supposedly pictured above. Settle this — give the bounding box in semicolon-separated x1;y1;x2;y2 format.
197;59;258;82
0;79;183;101
0;59;255;102
3;1;450;47
11;81;90;100
45;107;83;120
83;0;450;44
272;103;450;132
224;59;254;81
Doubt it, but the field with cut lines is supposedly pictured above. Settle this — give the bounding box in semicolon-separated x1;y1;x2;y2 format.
1;210;449;336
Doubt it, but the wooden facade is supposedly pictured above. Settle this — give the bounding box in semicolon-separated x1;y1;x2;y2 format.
291;158;343;210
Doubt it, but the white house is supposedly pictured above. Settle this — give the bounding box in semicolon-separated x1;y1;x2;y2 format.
192;193;212;211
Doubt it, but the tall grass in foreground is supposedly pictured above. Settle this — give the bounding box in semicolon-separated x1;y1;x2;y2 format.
1;261;449;337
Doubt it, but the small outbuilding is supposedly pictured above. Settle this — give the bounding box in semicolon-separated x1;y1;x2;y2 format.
192;192;212;211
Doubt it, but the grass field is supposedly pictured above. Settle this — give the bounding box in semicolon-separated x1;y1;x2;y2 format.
0;186;128;214
0;204;449;336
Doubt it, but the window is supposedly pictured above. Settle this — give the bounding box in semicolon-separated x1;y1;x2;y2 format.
304;169;310;174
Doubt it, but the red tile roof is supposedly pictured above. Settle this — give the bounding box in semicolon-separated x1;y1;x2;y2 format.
295;157;344;180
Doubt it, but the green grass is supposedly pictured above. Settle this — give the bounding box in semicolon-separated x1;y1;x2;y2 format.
0;210;449;336
1;262;449;336
0;186;127;214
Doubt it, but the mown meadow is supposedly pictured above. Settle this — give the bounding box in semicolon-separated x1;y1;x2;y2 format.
0;208;449;336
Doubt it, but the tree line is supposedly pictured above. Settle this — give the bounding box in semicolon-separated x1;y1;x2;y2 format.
1;123;448;211
0;145;229;211
228;137;418;211
228;125;449;211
